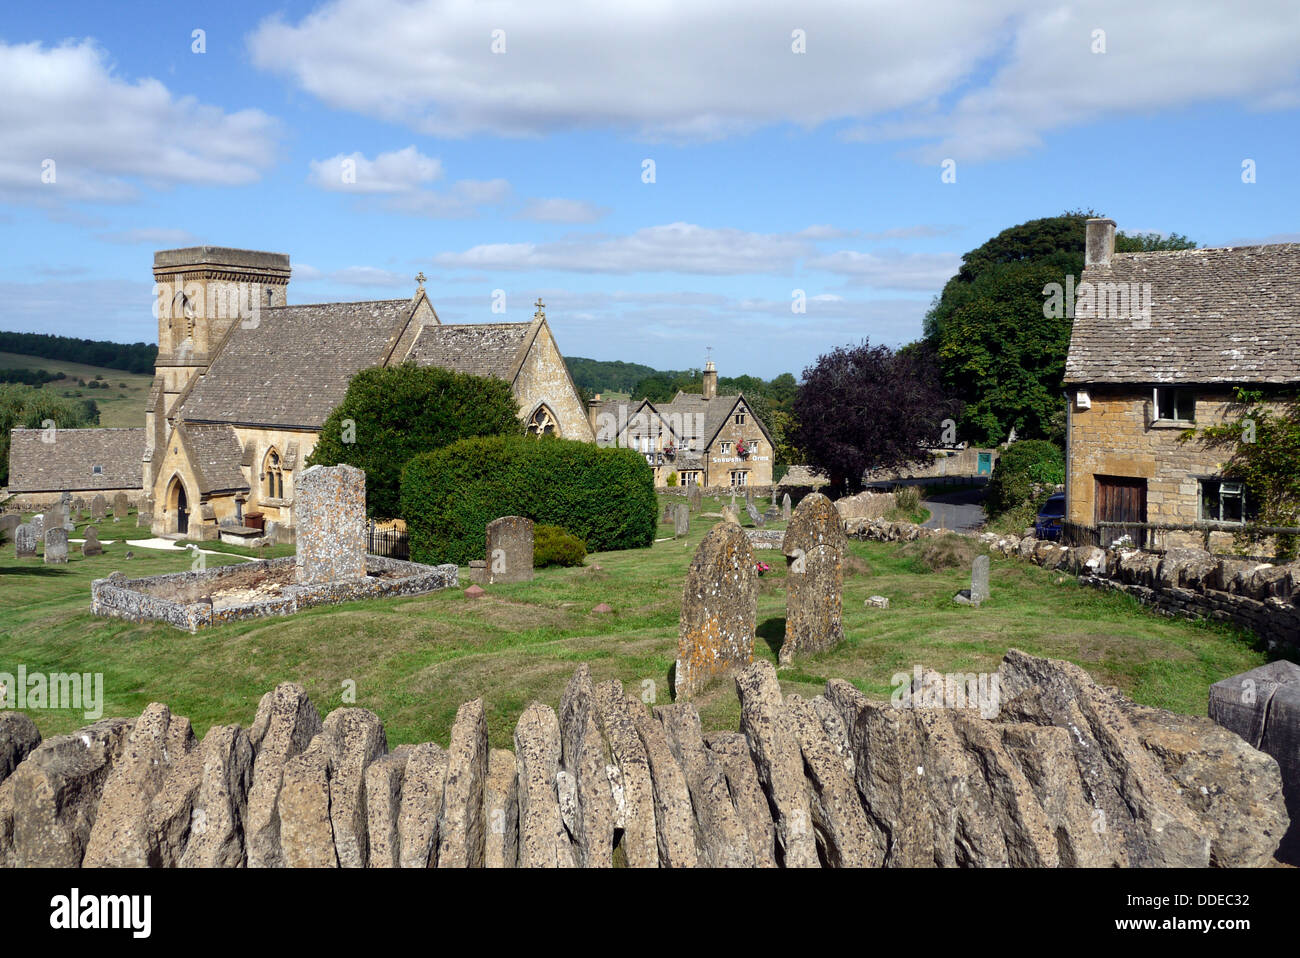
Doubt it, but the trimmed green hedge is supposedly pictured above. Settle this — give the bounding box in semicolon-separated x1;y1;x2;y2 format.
401;436;657;565
534;524;587;568
986;439;1065;518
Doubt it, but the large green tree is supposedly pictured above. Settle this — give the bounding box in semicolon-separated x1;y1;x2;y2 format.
307;363;523;518
925;212;1195;445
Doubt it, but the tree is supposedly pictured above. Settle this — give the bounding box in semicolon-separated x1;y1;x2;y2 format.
792;341;955;496
925;212;1197;445
307;363;523;518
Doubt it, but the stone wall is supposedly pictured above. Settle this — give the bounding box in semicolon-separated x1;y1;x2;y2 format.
0;651;1288;867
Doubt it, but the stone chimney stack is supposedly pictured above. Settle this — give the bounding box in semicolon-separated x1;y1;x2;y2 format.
1085;218;1116;269
702;360;718;400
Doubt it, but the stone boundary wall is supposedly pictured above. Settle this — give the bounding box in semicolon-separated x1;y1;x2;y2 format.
0;651;1287;868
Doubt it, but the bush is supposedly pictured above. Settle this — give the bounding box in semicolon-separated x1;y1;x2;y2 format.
534;524;587;567
666;471;678;486
985;440;1064;518
901;533;979;572
893;485;921;514
401;435;657;565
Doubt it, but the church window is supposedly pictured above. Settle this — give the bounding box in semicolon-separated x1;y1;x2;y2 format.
263;450;284;500
528;405;558;437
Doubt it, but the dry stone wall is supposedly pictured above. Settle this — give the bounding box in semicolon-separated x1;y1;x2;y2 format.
0;651;1288;868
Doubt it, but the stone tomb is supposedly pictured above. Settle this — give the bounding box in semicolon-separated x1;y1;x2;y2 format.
294;463;367;584
82;526;103;557
14;523;37;558
483;516;534;584
779;492;845;665
44;527;68;565
675;521;757;698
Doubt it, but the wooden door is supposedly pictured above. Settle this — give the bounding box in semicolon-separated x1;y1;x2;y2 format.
1095;476;1146;548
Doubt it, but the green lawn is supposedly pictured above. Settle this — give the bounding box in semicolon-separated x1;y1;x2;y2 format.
0;492;1266;750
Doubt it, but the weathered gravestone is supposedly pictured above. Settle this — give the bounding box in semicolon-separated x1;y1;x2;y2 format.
782;492;792;522
137;497;154;527
954;555;990;606
82;525;103;557
294;463;367;584
44;527;68;564
485;516;534;584
29;514;43;539
0;513;20;540
687;485;702;513
721;504;741;525
746;501;765;528
112;492;129;521
90;495;107;520
662;503;675;525
673;503;690;538
675;522;757;698
779;492;845;665
14;523;37;558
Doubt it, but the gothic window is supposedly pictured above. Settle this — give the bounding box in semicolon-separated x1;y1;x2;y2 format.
263;449;284;500
528;405;558;436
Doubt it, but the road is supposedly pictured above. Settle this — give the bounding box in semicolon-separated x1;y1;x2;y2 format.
921;486;987;533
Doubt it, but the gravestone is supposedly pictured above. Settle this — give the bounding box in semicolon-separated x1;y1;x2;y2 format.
112;492;129;521
782;492;792;522
82;525;103;557
44;527;68;565
745;502;764;528
485;516;534;584
779;492;845;665
662;504;675;525
730;490;736;508
673;503;690;538
14;523;37;558
59;491;72;511
954;555;990;606
90;495;107;520
0;514;20;540
30;514;43;539
675;521;757;698
687;485;702;513
294;463;367;584
721;504;741;524
771;486;778;507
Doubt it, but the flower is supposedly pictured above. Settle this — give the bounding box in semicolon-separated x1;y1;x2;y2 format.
755;561;771;576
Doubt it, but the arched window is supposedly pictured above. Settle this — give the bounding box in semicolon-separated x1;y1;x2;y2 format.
262;449;284;500
528;405;558;437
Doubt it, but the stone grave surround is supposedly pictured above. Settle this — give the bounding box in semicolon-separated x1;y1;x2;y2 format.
0;648;1287;868
485;516;534;584
779;492;846;665
675;521;757;698
294;464;367;584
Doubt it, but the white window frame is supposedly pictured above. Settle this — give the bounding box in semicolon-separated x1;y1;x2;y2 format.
730;470;747;487
720;441;732;455
1154;387;1195;424
1199;478;1247;524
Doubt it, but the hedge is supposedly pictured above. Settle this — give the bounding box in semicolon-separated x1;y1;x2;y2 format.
401;435;658;565
985;439;1065;518
534;524;587;568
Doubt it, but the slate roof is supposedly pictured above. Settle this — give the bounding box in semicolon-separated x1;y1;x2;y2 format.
181;424;248;494
1064;243;1300;385
178;299;416;428
593;392;772;451
7;428;144;492
404;322;535;381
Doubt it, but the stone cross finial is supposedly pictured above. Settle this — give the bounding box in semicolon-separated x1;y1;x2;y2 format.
534;297;545;318
415;271;427;290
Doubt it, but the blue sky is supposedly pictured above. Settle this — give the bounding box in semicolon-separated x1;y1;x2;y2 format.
2;0;1298;379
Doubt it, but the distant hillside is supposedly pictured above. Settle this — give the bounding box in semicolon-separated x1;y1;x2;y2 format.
565;357;661;395
0;331;157;375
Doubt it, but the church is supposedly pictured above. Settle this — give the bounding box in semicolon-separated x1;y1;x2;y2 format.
138;246;592;539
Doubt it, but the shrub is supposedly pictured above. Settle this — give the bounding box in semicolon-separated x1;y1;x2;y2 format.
401;435;657;565
901;533;979;572
666;471;678;486
985;439;1064;518
893;484;921;514
534;523;587;567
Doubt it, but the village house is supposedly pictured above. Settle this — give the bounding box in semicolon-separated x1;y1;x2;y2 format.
1063;218;1300;550
6;246;593;540
588;360;775;489
6;427;144;510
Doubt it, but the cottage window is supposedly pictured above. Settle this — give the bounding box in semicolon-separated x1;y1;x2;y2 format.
729;470;747;487
1154;387;1195;423
720;441;732;455
1200;479;1248;524
735;412;746;425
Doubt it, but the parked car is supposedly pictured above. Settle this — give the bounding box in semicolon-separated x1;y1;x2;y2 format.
1035;494;1066;541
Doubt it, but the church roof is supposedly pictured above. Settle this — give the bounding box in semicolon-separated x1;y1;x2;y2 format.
180;423;249;495
1065;243;1300;385
7;428;144;492
404;321;536;381
178;299;415;428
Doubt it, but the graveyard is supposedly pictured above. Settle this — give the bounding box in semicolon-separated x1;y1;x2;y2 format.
0;487;1265;750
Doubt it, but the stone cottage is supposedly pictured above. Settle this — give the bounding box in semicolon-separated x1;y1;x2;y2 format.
136;247;592;539
588;360;775;489
6;427;144;510
1063;218;1300;549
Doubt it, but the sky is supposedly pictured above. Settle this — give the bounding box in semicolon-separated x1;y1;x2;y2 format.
1;0;1298;380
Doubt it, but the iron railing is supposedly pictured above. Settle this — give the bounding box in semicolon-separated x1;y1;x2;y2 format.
366;527;409;560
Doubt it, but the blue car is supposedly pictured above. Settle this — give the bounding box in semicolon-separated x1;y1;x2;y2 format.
1035;494;1066;541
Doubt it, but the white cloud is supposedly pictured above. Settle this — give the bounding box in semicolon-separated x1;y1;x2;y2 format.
95;228;199;246
307;145;442;193
805;249;962;290
517;198;610;223
248;0;1300;158
0;40;279;206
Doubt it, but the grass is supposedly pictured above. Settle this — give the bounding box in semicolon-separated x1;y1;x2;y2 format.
0;351;153;428
0;492;1266;752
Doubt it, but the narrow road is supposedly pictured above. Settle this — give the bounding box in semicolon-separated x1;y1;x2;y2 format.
922;487;987;533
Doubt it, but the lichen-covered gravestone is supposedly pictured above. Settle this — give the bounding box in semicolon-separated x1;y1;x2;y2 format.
485;516;534;584
112;493;129;521
673;503;690;538
746;501;765;527
82;525;103;557
721;504;741;525
14;523;37;558
44;527;68;565
779;492;845;665
782;493;792;522
294;463;367;584
687;485;702;512
90;495;107;520
675;521;757;698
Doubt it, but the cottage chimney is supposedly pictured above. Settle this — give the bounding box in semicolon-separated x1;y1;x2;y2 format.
702;360;718;400
1085;218;1116;268
587;395;603;433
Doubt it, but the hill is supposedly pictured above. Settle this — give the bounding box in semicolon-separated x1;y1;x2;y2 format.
0;351;153;428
